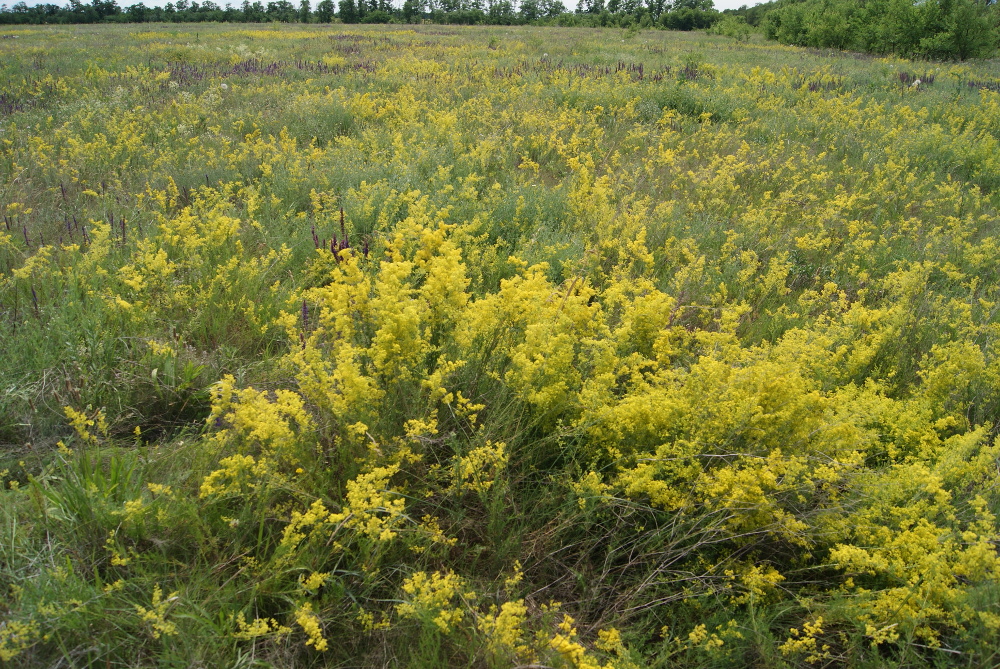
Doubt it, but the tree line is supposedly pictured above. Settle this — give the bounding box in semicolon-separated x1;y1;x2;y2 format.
0;0;722;29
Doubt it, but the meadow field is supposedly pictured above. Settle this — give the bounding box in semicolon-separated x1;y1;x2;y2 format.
2;22;1000;668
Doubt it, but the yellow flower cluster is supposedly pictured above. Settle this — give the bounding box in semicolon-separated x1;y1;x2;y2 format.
779;617;831;664
451;441;507;494
0;620;40;662
397;570;474;634
293;602;328;651
63;406;106;445
209;374;315;465
549;615;616;669
135;585;179;639
199;454;282;498
479;599;531;659
232;613;291;641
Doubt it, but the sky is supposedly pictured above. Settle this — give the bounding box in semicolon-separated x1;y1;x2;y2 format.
713;0;762;9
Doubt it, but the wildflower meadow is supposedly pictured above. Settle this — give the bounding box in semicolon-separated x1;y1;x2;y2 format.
2;22;1000;668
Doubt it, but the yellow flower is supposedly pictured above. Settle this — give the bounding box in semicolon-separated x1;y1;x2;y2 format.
135;585;179;639
293;602;327;651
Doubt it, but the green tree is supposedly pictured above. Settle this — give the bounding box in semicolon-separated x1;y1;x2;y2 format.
541;0;564;16
488;0;514;21
920;0;997;60
338;0;358;21
672;0;711;10
402;0;421;20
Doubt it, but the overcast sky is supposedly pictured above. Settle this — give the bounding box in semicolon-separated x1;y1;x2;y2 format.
713;0;760;9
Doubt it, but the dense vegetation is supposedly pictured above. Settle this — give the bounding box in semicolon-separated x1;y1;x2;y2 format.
0;0;722;31
755;0;999;61
3;22;1000;668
